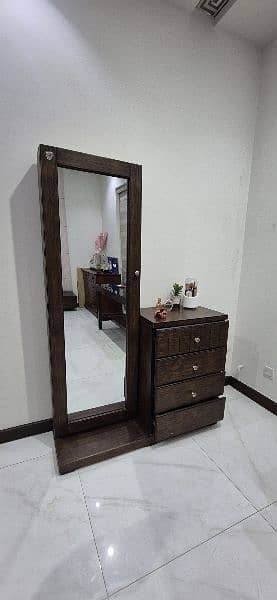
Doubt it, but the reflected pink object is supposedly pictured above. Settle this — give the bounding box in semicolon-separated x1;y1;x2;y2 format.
95;232;108;251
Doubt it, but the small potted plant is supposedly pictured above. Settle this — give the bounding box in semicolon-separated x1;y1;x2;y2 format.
171;282;183;308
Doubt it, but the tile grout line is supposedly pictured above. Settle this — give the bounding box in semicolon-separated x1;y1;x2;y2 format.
77;471;109;599
192;436;259;512
256;503;277;534
107;510;259;599
0;451;53;472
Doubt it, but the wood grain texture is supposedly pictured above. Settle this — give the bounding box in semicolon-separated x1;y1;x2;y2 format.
56;147;132;178
155;348;226;386
141;306;228;328
155;372;225;414
38;145;143;445
67;403;126;435
82;269;121;317
155;321;228;357
55;420;153;474
155;397;226;442
138;318;155;433
126;164;142;419
139;308;228;444
38;144;68;437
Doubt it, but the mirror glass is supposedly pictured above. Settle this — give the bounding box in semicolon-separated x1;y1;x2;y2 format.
58;168;127;416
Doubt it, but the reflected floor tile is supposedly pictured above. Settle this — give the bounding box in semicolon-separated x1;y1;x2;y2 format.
80;437;253;594
67;376;124;413
0;432;54;469
112;513;277;600
0;456;106;600
64;308;125;412
193;389;277;509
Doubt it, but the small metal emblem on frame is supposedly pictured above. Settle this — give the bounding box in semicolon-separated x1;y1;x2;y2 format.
45;151;54;161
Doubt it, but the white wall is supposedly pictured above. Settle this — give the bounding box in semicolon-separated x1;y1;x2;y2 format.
0;0;260;428
61;169;102;294
101;176;126;264
232;40;277;401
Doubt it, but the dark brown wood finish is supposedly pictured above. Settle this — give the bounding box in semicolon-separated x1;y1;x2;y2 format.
226;376;277;416
82;268;121;317
63;291;78;311
139;306;228;444
0;418;53;444
56;420;153;474
155;397;226;443
56;147;131;179
141;306;228;328
96;286;125;329
138;318;155;433
38;145;68;437
38;145;144;470
126;164;142;418
155;372;225;414
155;348;226;386
67;402;126;435
155;320;228;357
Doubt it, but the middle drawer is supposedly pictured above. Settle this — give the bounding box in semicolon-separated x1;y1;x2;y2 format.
155;372;225;414
155;348;226;386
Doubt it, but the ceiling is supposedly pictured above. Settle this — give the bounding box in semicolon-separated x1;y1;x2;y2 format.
168;0;277;47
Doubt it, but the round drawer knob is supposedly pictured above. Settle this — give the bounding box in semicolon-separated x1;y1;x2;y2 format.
193;365;199;371
192;391;197;398
194;337;200;343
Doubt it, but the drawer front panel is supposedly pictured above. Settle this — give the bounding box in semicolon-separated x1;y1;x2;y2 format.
155;321;228;358
156;328;190;358
210;320;229;349
155;373;225;414
189;324;212;352
155;348;226;386
155;397;225;443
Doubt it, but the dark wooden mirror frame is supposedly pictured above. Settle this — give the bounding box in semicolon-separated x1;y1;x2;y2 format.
38;144;142;440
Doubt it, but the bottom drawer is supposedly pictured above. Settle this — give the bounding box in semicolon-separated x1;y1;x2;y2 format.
154;396;225;443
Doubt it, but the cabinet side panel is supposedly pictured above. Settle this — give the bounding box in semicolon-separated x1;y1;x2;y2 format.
138;319;154;433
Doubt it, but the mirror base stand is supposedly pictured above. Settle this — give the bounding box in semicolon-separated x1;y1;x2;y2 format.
55;419;153;475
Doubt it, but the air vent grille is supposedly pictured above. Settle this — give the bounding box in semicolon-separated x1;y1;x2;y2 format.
197;0;236;20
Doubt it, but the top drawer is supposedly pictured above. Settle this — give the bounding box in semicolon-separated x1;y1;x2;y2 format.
155;320;228;357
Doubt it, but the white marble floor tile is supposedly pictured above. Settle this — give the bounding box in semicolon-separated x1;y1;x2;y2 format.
111;513;277;600
80;436;254;595
260;501;277;532
0;432;54;469
0;456;107;600
193;388;277;509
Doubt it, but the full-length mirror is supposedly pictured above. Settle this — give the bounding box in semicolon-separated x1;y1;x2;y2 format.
58;169;128;416
38;145;142;450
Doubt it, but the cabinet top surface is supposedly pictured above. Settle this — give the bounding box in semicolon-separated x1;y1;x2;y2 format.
81;268;118;275
140;306;228;328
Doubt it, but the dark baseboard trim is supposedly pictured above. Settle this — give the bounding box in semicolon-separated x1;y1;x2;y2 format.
1;376;275;444
225;376;277;416
0;418;53;444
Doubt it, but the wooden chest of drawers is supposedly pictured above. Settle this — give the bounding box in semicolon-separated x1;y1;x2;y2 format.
139;306;228;443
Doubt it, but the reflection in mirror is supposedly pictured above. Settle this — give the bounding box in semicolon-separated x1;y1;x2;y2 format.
58;168;128;415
